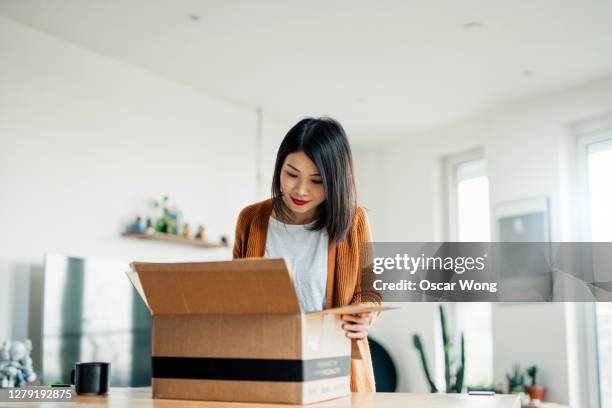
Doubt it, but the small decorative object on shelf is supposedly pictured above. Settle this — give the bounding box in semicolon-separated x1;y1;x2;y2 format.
145;217;153;234
153;195;179;234
127;216;145;234
122;195;227;248
0;339;37;388
194;225;206;241
182;223;191;239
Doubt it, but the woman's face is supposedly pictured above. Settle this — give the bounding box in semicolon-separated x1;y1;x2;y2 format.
280;151;326;220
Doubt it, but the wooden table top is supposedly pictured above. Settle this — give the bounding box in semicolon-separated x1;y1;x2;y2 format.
10;387;520;407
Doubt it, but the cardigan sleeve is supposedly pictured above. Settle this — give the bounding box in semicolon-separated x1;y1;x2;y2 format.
349;207;382;362
232;208;247;259
350;207;383;308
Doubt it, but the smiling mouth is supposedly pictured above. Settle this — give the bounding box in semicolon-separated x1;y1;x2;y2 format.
291;197;310;206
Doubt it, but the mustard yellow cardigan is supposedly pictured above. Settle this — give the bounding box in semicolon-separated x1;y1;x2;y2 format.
232;198;381;392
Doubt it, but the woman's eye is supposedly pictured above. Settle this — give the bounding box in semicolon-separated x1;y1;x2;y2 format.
287;172;298;178
312;180;322;185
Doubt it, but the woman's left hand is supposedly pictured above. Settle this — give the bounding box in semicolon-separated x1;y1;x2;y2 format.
341;312;374;339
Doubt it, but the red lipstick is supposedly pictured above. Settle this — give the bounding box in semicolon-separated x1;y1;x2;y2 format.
291;197;310;206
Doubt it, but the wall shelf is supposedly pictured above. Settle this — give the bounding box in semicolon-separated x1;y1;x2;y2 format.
121;232;227;248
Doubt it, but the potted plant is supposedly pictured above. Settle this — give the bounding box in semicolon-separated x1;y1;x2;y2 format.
505;364;525;394
412;305;465;393
525;365;546;402
505;365;531;406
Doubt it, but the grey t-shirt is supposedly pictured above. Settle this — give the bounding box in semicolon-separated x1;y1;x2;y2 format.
264;216;328;312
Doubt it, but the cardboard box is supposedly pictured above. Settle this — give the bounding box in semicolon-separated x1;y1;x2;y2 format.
127;258;387;404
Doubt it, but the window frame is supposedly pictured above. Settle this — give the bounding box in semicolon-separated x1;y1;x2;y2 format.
443;148;494;388
573;115;612;408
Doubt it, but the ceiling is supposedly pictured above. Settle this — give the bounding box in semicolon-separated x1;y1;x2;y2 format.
2;0;612;141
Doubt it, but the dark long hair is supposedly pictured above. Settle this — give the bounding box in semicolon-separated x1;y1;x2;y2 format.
271;117;357;243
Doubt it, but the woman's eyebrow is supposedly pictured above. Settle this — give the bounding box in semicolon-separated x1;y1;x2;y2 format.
287;163;320;176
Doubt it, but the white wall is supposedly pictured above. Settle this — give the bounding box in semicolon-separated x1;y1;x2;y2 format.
357;75;612;404
0;17;288;350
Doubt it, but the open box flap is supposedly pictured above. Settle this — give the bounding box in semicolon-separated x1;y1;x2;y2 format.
126;271;150;312
129;258;301;315
308;304;397;316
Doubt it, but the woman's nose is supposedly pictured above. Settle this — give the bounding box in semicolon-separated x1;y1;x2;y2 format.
296;180;308;196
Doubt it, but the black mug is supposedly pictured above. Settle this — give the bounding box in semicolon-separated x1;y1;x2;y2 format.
70;362;110;395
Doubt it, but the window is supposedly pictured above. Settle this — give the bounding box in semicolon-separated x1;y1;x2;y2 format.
586;137;612;408
446;152;491;242
445;152;493;388
454;302;494;387
455;159;491;242
587;139;612;242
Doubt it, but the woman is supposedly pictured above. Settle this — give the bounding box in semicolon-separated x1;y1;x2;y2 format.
232;117;382;392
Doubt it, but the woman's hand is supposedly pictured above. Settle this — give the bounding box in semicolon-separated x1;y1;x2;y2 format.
341;312;374;339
